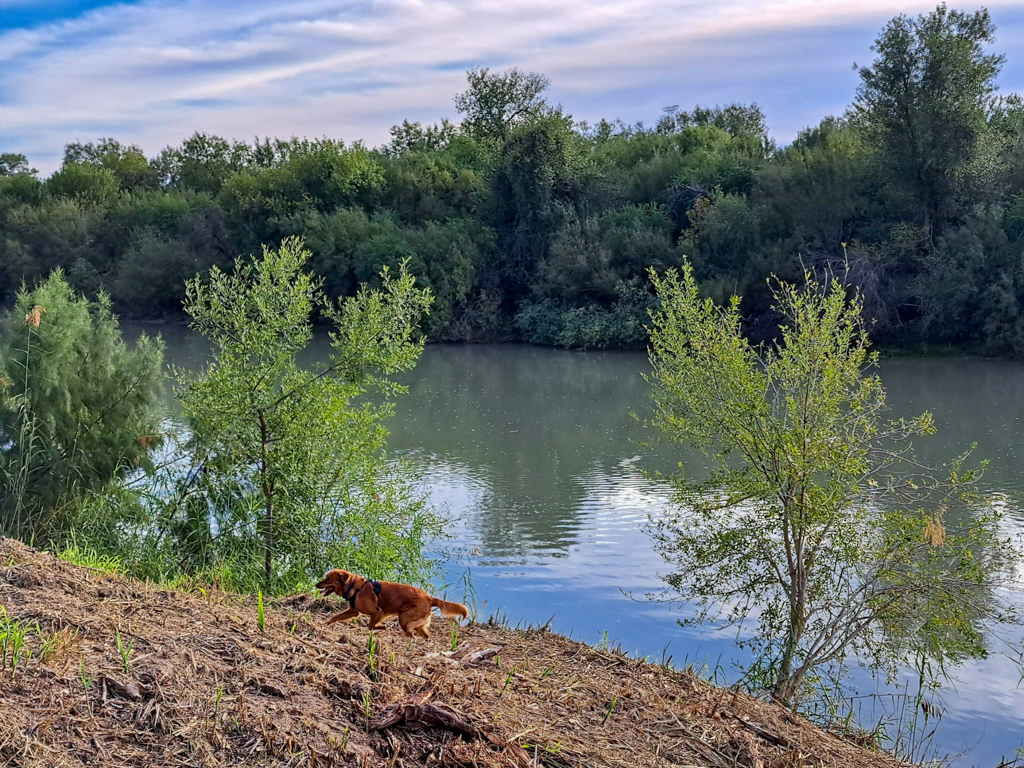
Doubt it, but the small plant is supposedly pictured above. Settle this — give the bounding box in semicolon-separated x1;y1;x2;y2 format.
79;659;93;691
340;726;351;753
256;590;266;633
115;627;134;674
361;690;372;722
366;630;379;681
541;665;554;678
598;630;609;651
450;623;459;652
455;568;480;622
37;631;59;662
601;695;618;725
0;608;32;675
500;666;517;698
79;658;94;716
37;627;78;664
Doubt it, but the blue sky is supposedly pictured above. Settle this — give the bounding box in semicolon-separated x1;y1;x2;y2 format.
3;0;1024;174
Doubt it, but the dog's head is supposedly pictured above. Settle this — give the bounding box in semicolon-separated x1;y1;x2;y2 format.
316;569;361;598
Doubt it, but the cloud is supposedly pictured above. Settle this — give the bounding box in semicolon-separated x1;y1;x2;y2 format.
2;0;1023;173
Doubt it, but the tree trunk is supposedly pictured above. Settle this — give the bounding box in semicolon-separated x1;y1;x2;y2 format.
774;567;806;706
774;623;798;704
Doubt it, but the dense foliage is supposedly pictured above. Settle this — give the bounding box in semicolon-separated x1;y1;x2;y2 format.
646;261;1017;706
0;273;164;538
3;5;1024;355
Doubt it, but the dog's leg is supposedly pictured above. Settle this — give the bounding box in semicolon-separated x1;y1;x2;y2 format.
399;607;430;639
326;607;360;626
366;612;387;630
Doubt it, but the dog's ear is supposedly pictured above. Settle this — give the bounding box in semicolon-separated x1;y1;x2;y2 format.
335;570;355;590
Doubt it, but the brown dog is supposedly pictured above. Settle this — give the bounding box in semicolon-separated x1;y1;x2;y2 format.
316;569;468;639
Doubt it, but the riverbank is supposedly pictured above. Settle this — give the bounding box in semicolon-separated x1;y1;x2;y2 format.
0;538;903;768
122;317;1016;359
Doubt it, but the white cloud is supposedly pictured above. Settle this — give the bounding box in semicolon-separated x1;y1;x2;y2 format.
2;0;1024;173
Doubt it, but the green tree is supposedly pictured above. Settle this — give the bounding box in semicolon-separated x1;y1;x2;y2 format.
490;114;594;299
153;132;249;194
855;4;1003;238
217;139;384;252
176;236;437;592
0;153;36;177
657;103;775;156
679;191;772;308
63;138;160;191
454;67;552;142
0;200;99;298
646;262;1015;704
46;163;121;205
0;272;164;538
758;118;869;256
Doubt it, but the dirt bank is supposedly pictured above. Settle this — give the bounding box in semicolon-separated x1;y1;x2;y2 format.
0;538;900;767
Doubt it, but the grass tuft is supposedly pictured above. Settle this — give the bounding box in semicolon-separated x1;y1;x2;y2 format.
115;627;134;674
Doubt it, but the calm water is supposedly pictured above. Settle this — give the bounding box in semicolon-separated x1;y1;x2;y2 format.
147;327;1024;765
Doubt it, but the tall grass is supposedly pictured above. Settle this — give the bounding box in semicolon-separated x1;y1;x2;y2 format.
57;536;123;575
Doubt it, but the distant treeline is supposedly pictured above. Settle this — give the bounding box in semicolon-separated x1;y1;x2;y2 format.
3;5;1024;354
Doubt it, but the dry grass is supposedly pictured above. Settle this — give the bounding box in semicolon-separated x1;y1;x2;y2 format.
0;538;904;767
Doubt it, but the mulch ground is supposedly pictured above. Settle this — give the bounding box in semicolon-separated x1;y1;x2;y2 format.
0;537;903;767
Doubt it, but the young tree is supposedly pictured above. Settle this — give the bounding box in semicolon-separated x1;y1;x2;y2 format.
0;272;164;538
454;67;552;142
645;262;1016;705
855;5;1003;238
176;236;438;593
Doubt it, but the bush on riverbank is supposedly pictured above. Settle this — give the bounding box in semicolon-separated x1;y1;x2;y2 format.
647;261;1020;710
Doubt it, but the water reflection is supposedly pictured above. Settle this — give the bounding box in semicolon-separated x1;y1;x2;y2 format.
388;345;686;563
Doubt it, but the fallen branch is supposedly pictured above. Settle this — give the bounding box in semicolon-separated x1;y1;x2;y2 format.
100;674;148;702
371;691;479;739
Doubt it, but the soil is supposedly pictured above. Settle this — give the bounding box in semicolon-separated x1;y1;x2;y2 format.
0;538;903;767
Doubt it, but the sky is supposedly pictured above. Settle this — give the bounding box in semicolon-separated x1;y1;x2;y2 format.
3;0;1024;175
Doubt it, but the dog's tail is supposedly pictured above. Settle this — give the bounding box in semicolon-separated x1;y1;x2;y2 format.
430;596;469;620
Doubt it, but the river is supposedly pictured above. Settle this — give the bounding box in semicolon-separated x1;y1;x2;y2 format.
147;326;1024;765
